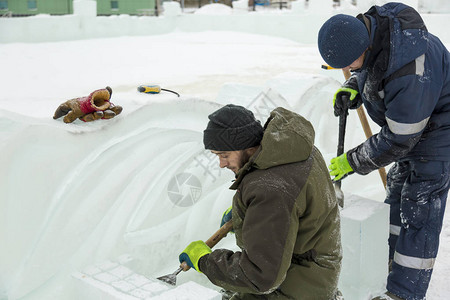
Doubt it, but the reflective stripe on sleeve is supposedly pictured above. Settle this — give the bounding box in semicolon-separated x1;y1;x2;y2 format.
394;251;435;270
390;224;401;236
416;54;425;76
385;116;429;135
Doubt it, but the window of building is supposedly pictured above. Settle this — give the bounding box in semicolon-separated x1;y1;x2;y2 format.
27;0;37;10
0;0;8;10
111;0;119;10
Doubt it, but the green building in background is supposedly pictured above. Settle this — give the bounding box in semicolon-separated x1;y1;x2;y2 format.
0;0;158;17
0;0;72;15
97;0;157;16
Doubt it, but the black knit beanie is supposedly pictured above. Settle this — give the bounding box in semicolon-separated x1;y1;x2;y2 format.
203;104;264;151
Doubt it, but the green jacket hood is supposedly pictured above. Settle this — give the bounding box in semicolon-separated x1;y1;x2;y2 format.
255;107;315;169
232;107;315;189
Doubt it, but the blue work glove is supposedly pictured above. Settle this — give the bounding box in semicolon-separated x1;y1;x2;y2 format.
179;241;212;273
220;206;232;227
333;75;362;117
220;206;234;233
329;153;354;181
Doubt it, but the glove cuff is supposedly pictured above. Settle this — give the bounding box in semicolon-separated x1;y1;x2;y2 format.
179;241;212;273
79;88;111;114
341;153;354;173
220;206;232;227
344;75;359;91
336;87;359;101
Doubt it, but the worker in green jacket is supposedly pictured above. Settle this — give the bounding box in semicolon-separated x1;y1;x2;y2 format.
179;105;342;299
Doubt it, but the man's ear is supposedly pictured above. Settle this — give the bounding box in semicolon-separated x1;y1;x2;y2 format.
244;146;259;158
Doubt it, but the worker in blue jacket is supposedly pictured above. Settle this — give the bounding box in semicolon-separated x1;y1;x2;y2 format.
318;2;450;300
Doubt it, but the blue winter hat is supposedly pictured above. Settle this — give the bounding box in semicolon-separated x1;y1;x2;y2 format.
318;14;370;69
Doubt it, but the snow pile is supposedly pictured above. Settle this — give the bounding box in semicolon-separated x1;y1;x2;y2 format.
163;2;182;16
73;0;96;17
0;32;387;298
231;0;249;12
194;3;233;15
1;5;450;299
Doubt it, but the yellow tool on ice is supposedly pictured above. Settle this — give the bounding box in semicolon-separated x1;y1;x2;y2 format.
137;85;180;97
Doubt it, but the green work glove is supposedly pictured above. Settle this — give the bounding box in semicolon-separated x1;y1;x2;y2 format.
179;240;212;273
329;153;354;181
333;75;362;117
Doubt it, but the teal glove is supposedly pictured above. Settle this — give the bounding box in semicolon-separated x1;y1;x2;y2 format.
220;206;234;233
179;241;212;273
329;153;354;181
333;75;362;117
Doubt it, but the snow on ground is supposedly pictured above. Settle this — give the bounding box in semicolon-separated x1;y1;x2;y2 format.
1;4;450;300
195;3;233;15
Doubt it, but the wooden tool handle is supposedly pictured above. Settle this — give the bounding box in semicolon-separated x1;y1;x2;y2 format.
342;69;387;189
180;220;233;271
205;220;233;248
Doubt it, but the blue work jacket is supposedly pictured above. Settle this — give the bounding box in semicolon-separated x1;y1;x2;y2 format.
347;2;450;175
